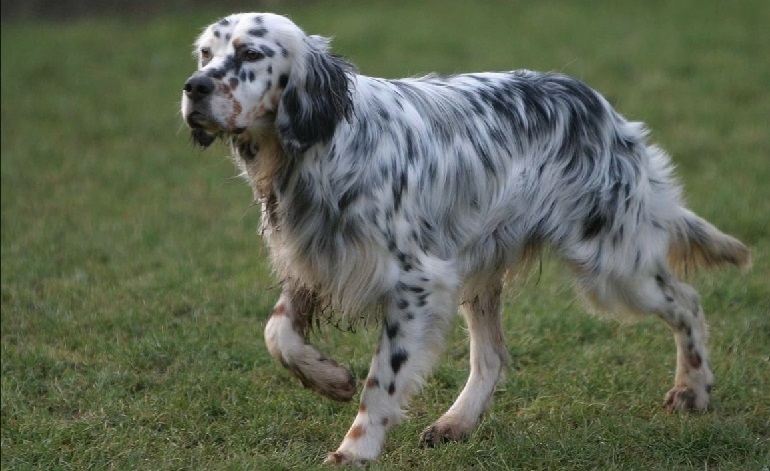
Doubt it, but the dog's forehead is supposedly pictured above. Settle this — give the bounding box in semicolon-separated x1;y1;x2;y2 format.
200;13;280;45
199;13;302;54
199;16;232;44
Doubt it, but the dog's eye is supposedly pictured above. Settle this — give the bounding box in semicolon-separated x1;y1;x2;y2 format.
200;47;212;60
243;49;265;62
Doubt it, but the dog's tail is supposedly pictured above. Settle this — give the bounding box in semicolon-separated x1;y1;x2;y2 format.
668;208;752;274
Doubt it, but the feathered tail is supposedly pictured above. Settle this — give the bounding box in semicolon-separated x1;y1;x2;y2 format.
669;209;752;274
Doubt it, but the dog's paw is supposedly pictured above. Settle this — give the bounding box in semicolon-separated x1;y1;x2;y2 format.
419;422;467;447
663;385;710;412
289;358;357;402
323;451;369;467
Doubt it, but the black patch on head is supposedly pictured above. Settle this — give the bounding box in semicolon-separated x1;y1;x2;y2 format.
254;15;264;24
206;55;239;80
207;68;224;79
267;65;273;74
218;18;230;26
229;77;239;89
279;73;289;88
390;350;408;374
213;30;221;38
225;33;231;42
239;70;247;82
248;71;256;82
276;41;288;57
259;45;276;57
249;28;268;37
388;382;396;395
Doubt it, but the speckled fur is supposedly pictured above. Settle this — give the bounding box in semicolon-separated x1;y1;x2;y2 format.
181;13;751;465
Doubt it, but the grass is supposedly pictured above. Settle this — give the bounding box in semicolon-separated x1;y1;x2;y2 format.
2;0;769;469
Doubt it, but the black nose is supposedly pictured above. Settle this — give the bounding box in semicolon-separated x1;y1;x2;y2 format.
184;74;214;102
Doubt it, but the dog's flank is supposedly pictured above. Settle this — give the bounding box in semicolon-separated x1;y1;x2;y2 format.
181;13;750;465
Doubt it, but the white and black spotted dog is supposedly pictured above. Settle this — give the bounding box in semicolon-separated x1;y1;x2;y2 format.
181;13;751;465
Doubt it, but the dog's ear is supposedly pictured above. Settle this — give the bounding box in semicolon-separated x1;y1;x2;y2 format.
277;35;355;156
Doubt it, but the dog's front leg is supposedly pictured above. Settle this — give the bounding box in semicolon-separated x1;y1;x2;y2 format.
264;285;356;402
325;277;458;465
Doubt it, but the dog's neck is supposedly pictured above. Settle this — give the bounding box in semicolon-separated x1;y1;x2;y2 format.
230;126;287;205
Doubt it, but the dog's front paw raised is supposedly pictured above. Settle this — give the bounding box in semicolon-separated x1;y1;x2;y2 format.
663;385;710;412
287;356;357;402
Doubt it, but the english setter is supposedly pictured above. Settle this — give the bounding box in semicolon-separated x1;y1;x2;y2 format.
181;13;751;465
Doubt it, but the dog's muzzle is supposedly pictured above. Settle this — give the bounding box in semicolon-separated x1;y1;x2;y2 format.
183;73;219;147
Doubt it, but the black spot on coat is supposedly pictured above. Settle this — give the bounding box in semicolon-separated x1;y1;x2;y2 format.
390;350;408;373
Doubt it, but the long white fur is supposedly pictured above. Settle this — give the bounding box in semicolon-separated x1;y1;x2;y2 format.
181;12;751;465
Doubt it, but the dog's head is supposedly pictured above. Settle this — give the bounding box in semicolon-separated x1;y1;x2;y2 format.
181;13;354;155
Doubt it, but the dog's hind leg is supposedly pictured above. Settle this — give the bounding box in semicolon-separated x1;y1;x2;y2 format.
581;270;714;412
264;284;356;402
420;279;509;446
325;270;460;465
653;273;715;411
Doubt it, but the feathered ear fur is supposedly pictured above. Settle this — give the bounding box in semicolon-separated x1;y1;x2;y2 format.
277;35;355;156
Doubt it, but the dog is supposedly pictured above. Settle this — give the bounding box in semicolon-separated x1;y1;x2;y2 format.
180;12;751;465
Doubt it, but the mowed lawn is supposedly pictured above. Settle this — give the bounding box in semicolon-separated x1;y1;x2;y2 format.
1;1;768;469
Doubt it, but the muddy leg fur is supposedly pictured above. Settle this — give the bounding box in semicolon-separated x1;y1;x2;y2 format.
264;284;356;402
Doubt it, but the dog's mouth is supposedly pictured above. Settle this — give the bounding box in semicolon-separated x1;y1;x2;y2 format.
185;111;246;148
185;111;217;148
186;110;212;129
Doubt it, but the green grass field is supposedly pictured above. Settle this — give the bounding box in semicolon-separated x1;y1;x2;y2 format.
2;1;769;469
